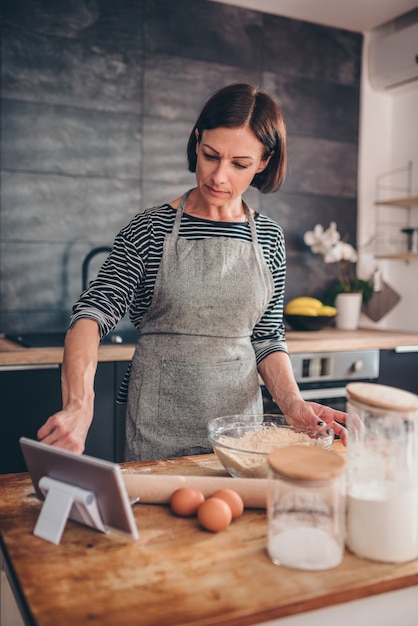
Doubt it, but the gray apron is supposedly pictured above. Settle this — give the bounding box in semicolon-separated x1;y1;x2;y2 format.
125;189;274;461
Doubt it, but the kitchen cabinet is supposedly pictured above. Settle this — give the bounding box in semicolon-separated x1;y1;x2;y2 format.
1;547;26;626
0;364;61;474
85;361;116;462
113;361;130;462
378;348;418;395
3;328;418;473
0;360;131;474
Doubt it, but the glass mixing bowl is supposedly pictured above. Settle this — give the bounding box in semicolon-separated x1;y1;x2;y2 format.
207;414;334;478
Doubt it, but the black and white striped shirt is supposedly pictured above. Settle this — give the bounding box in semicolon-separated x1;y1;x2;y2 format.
70;203;288;400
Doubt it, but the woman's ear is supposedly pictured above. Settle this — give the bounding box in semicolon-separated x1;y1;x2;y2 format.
195;128;200;157
256;151;274;173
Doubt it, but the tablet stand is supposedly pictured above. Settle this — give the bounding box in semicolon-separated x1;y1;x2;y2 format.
34;476;108;545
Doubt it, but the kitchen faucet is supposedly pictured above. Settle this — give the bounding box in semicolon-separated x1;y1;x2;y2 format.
81;246;112;291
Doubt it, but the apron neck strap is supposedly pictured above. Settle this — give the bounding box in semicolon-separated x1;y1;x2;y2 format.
242;200;258;244
172;189;194;237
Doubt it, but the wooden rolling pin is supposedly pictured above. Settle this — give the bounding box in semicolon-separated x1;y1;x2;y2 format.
122;473;268;509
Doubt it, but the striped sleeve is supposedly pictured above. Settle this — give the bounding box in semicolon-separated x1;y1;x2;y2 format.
251;215;288;364
69;210;155;337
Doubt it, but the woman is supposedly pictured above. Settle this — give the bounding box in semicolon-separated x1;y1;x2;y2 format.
38;83;347;460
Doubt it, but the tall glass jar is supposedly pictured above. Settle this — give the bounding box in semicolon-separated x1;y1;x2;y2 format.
267;445;346;570
346;382;418;563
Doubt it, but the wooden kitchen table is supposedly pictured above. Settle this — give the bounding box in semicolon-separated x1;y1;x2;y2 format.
1;446;418;626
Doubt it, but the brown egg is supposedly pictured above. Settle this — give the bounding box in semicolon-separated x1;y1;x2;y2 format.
197;497;232;532
212;488;244;519
170;487;205;517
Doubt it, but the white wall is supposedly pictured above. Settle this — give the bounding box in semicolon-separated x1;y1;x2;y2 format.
357;31;418;332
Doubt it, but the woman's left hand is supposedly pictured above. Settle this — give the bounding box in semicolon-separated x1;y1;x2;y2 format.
258;352;348;444
284;399;348;445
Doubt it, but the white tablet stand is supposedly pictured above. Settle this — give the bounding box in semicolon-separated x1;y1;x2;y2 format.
34;476;107;545
20;437;139;544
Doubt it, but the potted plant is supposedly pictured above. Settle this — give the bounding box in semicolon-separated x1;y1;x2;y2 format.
303;222;373;329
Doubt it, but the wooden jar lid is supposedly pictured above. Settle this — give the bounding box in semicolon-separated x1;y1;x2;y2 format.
268;446;345;481
346;382;418;413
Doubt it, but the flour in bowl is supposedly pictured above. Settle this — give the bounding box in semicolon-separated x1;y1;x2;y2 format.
226;425;314;451
213;425;325;478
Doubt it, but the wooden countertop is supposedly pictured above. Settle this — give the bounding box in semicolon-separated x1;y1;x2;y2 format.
1;328;418;366
285;327;418;353
1;445;417;626
0;335;133;366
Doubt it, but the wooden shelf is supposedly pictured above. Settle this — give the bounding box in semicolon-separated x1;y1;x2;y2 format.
374;166;418;259
375;252;418;260
375;195;418;207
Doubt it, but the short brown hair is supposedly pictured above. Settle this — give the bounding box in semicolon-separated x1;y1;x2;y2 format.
187;83;287;193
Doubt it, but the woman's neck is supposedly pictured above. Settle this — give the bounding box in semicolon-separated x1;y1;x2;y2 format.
170;189;250;222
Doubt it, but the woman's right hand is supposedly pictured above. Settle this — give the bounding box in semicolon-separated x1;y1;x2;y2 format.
37;402;93;454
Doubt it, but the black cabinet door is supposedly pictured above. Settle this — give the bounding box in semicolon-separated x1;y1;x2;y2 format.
114;361;130;462
0;360;131;473
85;360;130;462
379;349;418;395
84;362;115;462
0;364;61;473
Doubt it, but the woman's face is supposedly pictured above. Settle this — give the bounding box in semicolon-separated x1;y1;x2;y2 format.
194;126;270;207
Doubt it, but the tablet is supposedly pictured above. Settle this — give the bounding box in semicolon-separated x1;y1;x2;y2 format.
20;437;139;543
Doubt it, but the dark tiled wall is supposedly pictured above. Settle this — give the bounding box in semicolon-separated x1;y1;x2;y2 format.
0;0;362;333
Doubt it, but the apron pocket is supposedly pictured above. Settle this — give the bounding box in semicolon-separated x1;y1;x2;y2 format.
158;357;261;439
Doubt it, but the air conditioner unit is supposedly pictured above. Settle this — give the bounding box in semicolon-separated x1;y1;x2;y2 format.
368;14;418;91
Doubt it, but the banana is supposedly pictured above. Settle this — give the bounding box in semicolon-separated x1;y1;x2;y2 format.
285;297;323;311
285;297;323;316
320;305;337;316
284;297;337;318
285;306;319;317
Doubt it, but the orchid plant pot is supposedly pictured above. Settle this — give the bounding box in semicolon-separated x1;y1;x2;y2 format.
335;292;362;330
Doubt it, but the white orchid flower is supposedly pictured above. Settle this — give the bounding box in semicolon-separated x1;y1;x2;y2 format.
323;241;358;264
302;222;368;304
339;242;358;262
324;243;343;263
304;222;341;255
304;222;357;264
303;224;325;253
322;222;340;248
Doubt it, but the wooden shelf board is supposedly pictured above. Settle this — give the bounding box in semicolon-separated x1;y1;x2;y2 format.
375;252;418;260
375;196;418;207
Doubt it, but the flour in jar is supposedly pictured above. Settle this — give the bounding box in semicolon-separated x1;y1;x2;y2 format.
214;426;324;478
268;526;343;570
346;486;418;562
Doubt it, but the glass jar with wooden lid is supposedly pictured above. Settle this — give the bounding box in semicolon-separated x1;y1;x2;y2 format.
346;382;418;563
267;446;346;570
